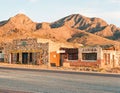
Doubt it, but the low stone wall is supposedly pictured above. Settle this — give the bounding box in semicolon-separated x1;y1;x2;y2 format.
63;62;70;67
63;60;101;67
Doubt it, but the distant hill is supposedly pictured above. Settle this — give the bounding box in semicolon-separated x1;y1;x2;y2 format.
0;13;119;48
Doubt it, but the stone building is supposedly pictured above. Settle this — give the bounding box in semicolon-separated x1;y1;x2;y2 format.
4;38;49;65
1;38;80;66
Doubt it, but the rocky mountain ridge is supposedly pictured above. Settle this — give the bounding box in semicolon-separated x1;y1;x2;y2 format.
51;14;120;41
0;13;120;47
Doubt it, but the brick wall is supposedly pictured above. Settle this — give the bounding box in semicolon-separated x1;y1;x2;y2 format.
64;60;101;67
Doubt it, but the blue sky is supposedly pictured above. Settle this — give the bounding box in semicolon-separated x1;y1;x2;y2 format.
0;0;120;27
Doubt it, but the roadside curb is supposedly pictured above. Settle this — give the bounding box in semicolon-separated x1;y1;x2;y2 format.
0;65;120;78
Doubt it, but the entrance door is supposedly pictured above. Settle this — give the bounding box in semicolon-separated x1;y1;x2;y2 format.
60;54;66;66
11;53;13;64
29;53;33;64
22;53;28;64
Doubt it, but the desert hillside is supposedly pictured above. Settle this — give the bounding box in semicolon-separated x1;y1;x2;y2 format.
0;13;119;48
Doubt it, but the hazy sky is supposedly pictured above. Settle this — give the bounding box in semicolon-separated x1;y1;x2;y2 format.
0;0;120;27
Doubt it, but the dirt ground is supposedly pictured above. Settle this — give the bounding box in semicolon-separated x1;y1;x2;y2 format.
0;62;120;74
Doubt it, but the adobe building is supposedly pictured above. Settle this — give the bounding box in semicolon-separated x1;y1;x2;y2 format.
62;45;120;68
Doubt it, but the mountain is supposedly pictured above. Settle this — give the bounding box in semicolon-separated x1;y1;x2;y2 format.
0;13;119;48
0;14;36;42
0;14;36;33
50;14;120;41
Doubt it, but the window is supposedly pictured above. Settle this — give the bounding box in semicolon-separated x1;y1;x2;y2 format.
60;48;78;60
68;53;78;60
21;41;27;46
67;49;78;60
82;53;97;60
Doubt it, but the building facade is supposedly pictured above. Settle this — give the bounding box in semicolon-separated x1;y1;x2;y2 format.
1;38;120;68
4;38;49;65
1;38;79;67
62;46;120;68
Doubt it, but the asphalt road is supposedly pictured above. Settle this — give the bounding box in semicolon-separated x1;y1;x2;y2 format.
0;67;120;93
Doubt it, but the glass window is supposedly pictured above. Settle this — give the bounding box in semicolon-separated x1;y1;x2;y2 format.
82;53;97;60
68;53;78;60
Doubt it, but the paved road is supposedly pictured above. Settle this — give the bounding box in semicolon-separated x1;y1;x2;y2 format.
0;68;120;93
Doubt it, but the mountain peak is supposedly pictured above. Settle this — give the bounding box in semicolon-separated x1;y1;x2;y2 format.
50;13;120;41
9;13;33;25
50;13;108;30
14;13;28;17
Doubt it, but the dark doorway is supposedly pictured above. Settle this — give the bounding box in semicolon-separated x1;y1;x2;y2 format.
29;53;33;63
60;54;66;66
17;53;19;62
11;53;13;64
22;53;28;64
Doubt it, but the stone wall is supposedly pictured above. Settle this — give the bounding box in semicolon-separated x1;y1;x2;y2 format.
63;60;100;68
